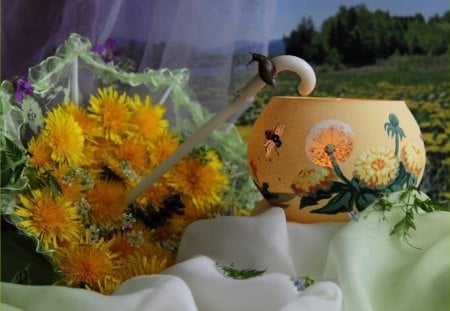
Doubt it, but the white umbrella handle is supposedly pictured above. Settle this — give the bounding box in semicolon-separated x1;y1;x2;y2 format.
124;55;316;205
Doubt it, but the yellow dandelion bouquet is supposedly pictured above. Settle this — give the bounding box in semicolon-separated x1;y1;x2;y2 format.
1;34;260;293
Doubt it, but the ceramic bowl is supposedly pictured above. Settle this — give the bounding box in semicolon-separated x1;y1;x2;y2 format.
247;97;425;223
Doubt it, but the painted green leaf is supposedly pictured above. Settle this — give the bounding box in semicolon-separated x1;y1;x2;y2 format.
300;181;348;209
257;182;279;201
355;188;382;211
310;190;354;214
386;162;411;192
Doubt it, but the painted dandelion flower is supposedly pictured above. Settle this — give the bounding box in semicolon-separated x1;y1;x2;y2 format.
41;106;85;166
89;87;131;143
291;165;333;196
87;179;127;227
15;190;81;249
55;233;121;294
167;156;228;211
353;146;399;189
305;120;354;167
400;143;425;177
129;94;169;141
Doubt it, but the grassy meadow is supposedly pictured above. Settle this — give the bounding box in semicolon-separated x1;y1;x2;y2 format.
237;54;449;202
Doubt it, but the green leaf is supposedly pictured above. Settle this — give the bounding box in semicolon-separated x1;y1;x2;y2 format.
1;137;28;189
11;263;32;285
1;190;18;214
45;172;62;197
217;263;266;280
373;187;447;249
415;197;446;212
20;97;43;133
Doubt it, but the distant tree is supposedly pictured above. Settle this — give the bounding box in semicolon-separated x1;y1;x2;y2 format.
283;5;449;67
284;17;316;62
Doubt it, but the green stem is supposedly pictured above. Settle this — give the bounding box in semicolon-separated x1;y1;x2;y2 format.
394;135;399;156
325;144;356;189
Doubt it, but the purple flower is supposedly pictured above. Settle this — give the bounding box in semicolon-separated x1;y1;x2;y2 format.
92;38;120;63
12;77;34;103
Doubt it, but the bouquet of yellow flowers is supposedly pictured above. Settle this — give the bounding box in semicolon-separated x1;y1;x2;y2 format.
1;34;260;294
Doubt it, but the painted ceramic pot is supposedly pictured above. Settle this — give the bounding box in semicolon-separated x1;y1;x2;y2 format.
247;97;426;223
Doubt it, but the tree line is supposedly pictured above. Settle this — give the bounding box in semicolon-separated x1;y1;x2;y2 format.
284;4;450;67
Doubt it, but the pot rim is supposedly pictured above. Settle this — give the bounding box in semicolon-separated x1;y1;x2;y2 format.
270;96;405;103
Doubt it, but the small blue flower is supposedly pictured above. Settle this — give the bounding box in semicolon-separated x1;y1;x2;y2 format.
291;276;315;291
347;211;360;222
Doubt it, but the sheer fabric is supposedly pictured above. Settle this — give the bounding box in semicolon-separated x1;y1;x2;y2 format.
2;0;276;112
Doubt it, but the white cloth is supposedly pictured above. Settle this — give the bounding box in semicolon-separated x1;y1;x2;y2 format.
1;208;343;311
3;193;449;311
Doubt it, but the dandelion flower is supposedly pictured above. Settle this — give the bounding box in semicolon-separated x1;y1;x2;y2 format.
28;135;53;167
131;221;158;245
64;102;100;137
305;120;354;167
291;165;333;196
400;143;425;177
110;232;138;259
129;94;169;141
353;146;399;189
115;138;148;171
139;179;173;210
204;150;223;170
54;166;92;202
41;107;85;166
86;137;114;168
87;179;127;226
119;250;171;281
55;234;121;294
167;156;228;211
149;132;179;167
89;87;131;143
15;190;81;249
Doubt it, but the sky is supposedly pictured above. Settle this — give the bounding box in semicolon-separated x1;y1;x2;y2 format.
271;0;449;39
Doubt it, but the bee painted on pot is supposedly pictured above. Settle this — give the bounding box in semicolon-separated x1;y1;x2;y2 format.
264;124;286;157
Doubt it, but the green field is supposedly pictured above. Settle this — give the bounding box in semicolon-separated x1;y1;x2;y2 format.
237;55;449;202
